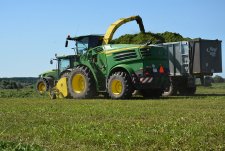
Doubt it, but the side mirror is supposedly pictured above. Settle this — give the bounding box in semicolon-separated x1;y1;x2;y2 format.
50;60;53;64
65;40;68;47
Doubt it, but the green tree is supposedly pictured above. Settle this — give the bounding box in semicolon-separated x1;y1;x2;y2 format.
0;80;24;89
1;80;8;88
17;82;24;89
213;75;224;83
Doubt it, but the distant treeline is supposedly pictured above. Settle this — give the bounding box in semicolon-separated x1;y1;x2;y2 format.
0;77;38;89
212;75;225;83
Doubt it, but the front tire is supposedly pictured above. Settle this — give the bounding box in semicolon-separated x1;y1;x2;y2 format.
36;79;49;95
107;72;133;99
68;66;96;99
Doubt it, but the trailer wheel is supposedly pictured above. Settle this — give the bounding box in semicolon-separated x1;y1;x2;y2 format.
107;71;133;99
68;66;96;99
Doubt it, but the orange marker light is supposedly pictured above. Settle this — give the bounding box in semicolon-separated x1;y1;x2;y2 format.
159;65;164;74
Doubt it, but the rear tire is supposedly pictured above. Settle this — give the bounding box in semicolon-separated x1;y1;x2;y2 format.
68;66;96;99
107;71;133;99
60;70;71;78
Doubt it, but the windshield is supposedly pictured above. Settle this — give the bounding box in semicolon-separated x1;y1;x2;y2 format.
59;59;70;73
77;37;88;54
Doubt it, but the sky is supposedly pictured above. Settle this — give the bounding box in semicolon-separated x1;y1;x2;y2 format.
0;0;224;77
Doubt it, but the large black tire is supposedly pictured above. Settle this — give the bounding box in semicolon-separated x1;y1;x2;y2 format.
107;71;133;99
36;78;50;95
60;70;71;78
187;87;196;95
68;66;96;99
141;89;163;98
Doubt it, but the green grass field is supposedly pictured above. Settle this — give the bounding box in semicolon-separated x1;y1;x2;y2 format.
0;84;225;150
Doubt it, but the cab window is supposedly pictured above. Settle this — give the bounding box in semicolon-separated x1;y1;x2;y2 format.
59;59;70;72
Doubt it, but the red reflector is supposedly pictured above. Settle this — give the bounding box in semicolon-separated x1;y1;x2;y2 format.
145;72;150;76
159;66;164;73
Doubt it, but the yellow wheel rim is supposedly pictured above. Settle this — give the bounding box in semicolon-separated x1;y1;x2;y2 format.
72;73;86;93
111;79;123;95
38;82;46;94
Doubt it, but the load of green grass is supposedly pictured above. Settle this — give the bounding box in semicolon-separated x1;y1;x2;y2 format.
112;31;191;44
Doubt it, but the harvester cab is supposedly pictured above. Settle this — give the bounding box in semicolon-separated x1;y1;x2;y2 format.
65;35;103;55
54;55;76;77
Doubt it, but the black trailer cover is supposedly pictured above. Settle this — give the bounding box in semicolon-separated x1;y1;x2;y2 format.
189;39;222;74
